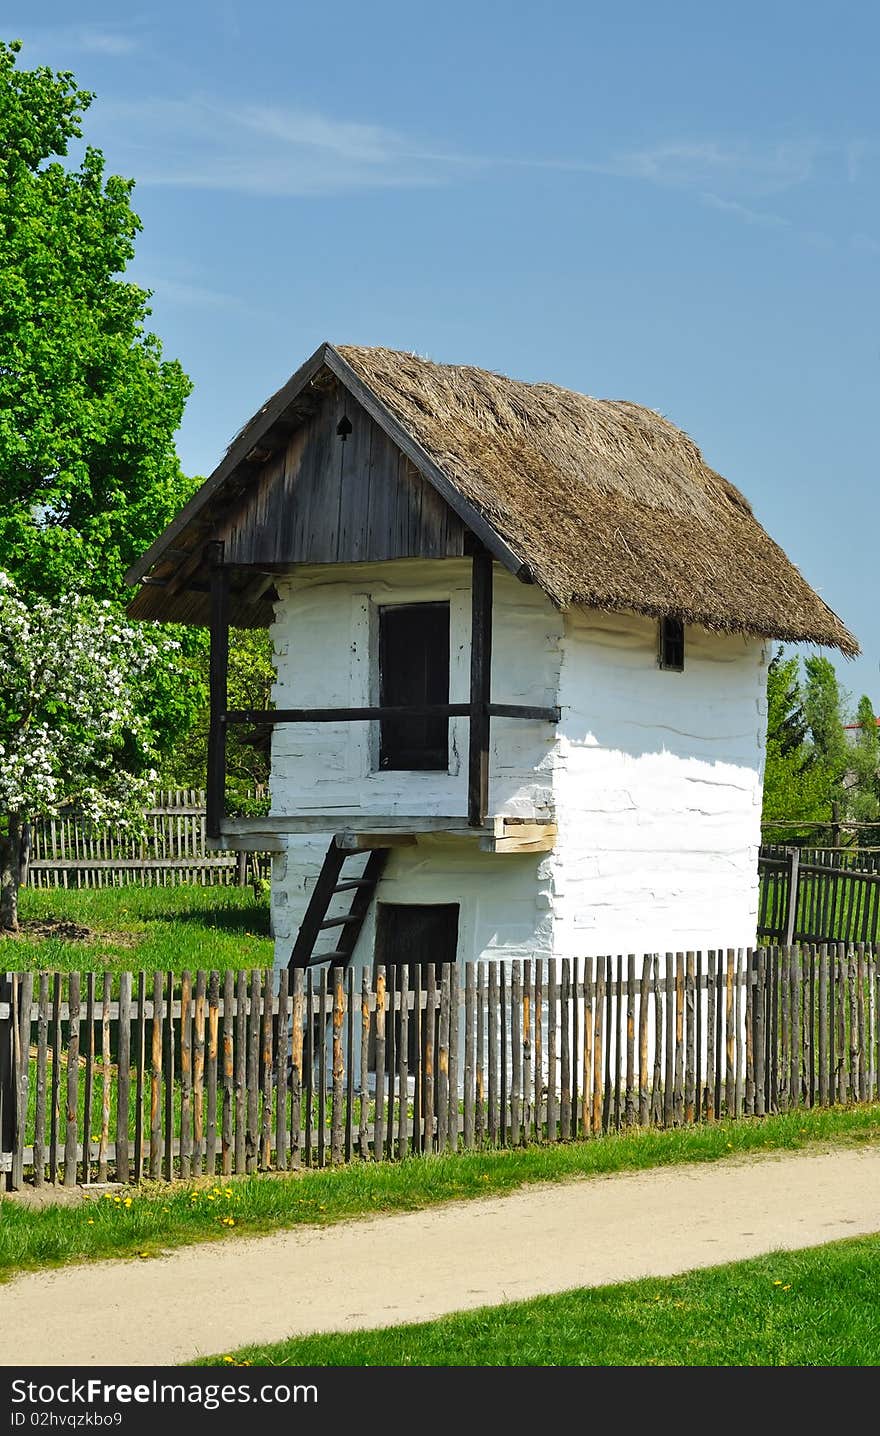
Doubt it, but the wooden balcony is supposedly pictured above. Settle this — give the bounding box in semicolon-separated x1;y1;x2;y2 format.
209;814;557;855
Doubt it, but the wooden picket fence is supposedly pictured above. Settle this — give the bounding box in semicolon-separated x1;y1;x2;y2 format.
2;946;878;1189
26;790;265;888
758;845;880;945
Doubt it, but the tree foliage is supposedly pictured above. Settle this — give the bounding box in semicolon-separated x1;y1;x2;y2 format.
763;649;880;846
0;573;179;928
762;652;830;841
162;628;275;810
0;39;194;602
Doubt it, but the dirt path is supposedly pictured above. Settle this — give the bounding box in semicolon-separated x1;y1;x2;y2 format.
3;1145;880;1367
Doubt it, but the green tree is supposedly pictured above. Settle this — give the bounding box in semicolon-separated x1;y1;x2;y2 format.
762;651;830;841
162;628;275;810
0;39;194;602
847;694;880;832
802;654;849;786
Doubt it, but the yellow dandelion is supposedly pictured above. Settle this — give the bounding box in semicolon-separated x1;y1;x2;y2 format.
782;1284;791;1291
87;1219;94;1226
123;1197;133;1209
224;1189;233;1198
222;1356;234;1365
103;1193;114;1201
773;1280;782;1286
113;1197;122;1205
206;1193;215;1201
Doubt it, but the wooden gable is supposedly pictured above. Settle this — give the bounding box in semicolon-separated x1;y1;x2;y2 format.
219;380;467;568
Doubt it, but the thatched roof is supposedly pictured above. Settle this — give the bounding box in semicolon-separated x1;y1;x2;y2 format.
126;341;857;654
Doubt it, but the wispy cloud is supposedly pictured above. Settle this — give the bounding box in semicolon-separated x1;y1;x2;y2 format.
596;138;824;196
700;193;791;229
13;22;144;58
98;96;445;196
77;29;139;56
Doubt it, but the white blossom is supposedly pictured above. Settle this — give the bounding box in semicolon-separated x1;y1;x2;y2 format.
0;571;173;829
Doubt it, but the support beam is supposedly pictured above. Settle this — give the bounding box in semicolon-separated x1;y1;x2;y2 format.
468;547;493;828
206;545;229;839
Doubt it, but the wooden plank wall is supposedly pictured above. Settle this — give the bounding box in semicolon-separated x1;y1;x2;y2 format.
26;791;266;889
220;387;468;568
5;945;879;1188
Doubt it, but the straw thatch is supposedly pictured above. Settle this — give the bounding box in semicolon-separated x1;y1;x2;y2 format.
126;340;856;654
333;346;857;655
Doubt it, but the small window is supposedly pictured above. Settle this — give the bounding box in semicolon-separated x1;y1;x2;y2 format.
378;602;450;770
658;616;684;671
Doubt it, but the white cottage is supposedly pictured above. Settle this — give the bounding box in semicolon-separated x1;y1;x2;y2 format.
126;343;856;977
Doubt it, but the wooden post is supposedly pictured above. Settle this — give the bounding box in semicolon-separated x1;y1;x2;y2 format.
784;847;800;948
468;547;493;828
206;545;229;840
0;974;15;1190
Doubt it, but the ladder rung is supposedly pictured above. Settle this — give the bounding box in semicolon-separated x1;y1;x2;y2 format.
318;914;361;930
333;879;374;892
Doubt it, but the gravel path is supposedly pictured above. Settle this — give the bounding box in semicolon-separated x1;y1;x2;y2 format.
3;1145;880;1366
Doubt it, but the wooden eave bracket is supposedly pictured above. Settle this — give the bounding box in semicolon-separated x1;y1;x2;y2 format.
480;817;557;854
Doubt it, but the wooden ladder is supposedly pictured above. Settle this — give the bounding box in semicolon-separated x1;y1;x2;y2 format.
288;838;389;971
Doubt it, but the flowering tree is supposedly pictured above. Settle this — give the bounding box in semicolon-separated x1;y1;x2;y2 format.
0;573;174;930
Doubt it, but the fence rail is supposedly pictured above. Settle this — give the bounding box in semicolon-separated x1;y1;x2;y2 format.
758;845;880;945
27;790;264;889
2;945;877;1189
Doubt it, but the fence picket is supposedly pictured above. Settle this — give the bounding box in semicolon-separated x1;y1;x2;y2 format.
134;972;146;1182
235;971;247;1174
359;968;370;1160
331;968;344;1166
34;974;49;1187
291;969;304;1170
179;972;192;1180
223;970;236;1175
560;959;571;1141
193;971;206;1175
582;956;594;1137
206;970;219;1175
164;971;176;1182
438;963;451;1152
150;970;163;1179
258;968;272;1171
593;959;605;1135
344;968;354;1163
247;970;260;1173
397;964;409;1160
117;972;131;1184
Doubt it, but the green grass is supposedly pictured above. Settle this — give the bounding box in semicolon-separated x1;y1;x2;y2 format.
1;884;273;973
196;1233;880;1366
2;1104;880;1281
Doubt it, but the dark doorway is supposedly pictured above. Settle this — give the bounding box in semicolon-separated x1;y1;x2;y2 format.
378;602;450;770
374;902;459;1071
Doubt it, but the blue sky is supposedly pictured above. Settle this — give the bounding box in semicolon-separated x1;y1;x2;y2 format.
10;3;880;704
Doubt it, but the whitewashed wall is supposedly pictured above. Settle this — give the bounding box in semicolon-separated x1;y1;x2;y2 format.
268;558;560;967
268;559;768;968
551;609;768;955
271;834;554;970
269;559;560;819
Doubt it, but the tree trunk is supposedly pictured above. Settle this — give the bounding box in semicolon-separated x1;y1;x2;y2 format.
0;814;21;932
